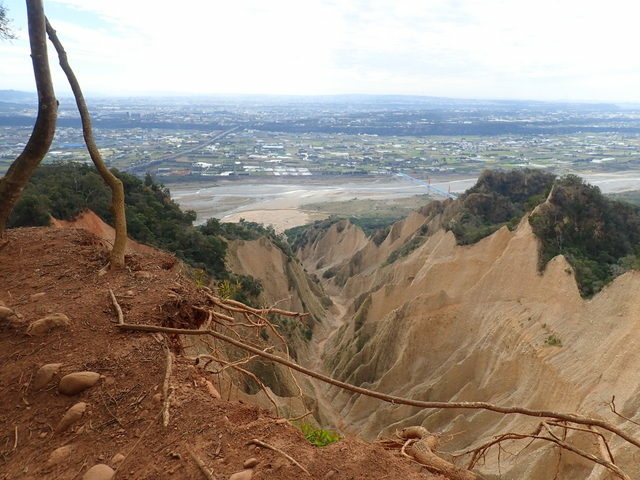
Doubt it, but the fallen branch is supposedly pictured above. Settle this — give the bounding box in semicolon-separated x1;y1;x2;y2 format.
461;423;630;480
115;321;640;450
249;438;310;476
186;446;216;480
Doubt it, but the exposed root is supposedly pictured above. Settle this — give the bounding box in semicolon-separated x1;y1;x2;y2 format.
108;288;124;325
399;427;485;480
161;342;173;427
249;438;310;476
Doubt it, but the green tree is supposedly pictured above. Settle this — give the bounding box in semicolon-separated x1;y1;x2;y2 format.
0;2;16;39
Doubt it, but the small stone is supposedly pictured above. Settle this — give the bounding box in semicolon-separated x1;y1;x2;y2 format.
152;393;162;403
26;313;70;335
109;453;125;468
125;290;134;296
58;372;101;395
229;469;253;480
30;292;46;301
243;458;259;469
82;464;115;480
32;363;63;390
134;271;153;280
47;445;74;466
55;402;87;433
39;432;47;438
0;306;16;320
204;380;221;399
323;470;337;479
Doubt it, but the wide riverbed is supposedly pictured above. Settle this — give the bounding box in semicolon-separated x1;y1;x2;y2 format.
171;171;640;232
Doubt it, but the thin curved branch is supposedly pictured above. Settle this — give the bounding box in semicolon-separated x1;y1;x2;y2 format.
115;321;640;450
45;18;128;268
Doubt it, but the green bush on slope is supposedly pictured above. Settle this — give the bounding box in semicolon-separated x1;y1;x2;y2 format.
7;163;261;300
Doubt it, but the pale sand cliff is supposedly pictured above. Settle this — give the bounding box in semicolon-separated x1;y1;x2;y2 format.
297;215;640;479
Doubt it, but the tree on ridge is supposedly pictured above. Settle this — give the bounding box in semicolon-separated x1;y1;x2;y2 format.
0;0;57;236
45;19;128;269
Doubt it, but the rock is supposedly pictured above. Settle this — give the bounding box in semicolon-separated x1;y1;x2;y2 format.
204;380;221;399
26;313;70;335
30;292;46;301
0;306;16;320
55;402;87;433
58;372;101;395
134;271;154;280
229;470;253;480
243;458;259;469
46;445;74;466
109;453;125;468
32;363;63;390
323;470;337;479
82;464;115;480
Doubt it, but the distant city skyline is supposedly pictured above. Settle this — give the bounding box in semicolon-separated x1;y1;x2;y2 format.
2;0;640;103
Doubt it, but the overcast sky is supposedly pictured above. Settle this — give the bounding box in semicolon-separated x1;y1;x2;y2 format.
2;0;640;102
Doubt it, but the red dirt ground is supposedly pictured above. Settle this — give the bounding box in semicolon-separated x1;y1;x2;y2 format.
0;227;444;480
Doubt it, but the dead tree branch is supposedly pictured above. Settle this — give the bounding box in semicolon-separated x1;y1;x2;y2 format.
115;321;640;451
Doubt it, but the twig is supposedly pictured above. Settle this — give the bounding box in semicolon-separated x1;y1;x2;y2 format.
288;410;314;423
186;446;216;480
108;289;124;325
249;438;310;476
12;426;17;451
115;321;640;450
190;353;279;414
162;342;173;427
609;395;640;427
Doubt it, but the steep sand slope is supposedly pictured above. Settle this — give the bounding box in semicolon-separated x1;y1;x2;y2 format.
305;216;640;479
51;210;158;256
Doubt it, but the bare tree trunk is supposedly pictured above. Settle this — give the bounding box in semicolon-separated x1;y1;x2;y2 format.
45;19;127;269
0;0;57;235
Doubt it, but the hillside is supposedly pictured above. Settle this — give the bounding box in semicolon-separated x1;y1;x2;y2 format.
0;227;437;480
297;196;640;478
6;166;640;479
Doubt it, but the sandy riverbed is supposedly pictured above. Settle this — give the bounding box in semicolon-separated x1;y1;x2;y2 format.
170;171;640;232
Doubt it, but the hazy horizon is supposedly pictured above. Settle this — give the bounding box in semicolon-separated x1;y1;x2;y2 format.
3;0;640;103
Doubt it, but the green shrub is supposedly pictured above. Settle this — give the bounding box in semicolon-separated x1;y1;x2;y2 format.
544;334;562;346
385;235;426;265
529;174;640;297
299;423;340;447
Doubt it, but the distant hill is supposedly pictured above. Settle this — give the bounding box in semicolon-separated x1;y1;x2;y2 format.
0;89;36;104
